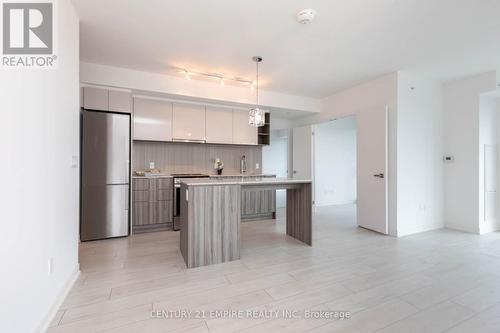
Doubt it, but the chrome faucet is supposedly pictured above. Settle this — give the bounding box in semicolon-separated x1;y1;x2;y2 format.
240;155;247;174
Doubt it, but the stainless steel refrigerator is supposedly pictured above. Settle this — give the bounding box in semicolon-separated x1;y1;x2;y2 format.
81;110;130;241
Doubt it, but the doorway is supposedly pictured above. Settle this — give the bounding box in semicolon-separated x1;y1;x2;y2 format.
263;129;290;208
291;107;389;235
313;116;357;207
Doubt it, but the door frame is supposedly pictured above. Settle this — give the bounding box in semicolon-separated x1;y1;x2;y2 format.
292;105;390;235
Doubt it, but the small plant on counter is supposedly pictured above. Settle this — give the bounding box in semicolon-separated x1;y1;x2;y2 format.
214;158;224;175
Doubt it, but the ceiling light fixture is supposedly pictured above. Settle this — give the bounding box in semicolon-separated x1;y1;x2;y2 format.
248;56;265;127
175;67;253;87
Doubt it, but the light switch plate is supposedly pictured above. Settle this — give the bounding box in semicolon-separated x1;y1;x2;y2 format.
71;155;78;168
443;155;454;163
48;258;53;276
256;163;260;169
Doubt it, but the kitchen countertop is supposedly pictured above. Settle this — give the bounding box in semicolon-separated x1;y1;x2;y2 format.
132;174;275;179
132;174;172;179
180;177;311;186
209;174;275;178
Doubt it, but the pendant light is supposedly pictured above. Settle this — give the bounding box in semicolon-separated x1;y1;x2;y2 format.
249;56;265;127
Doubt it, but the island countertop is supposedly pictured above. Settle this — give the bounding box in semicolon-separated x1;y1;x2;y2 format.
180;177;312;186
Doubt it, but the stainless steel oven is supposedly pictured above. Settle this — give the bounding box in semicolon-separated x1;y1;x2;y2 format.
172;174;209;231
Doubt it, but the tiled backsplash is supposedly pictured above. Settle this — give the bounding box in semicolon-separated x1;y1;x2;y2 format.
132;141;263;175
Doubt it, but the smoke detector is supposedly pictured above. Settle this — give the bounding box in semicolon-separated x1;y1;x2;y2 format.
296;9;316;24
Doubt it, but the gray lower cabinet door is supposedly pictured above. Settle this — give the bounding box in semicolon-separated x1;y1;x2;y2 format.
149;202;158;224
158;189;173;201
158;201;173;223
241;189;276;218
133;201;149;226
132;178;174;229
133;179;150;191
157;178;173;190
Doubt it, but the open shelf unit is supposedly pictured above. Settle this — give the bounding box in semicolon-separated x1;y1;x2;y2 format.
258;112;271;145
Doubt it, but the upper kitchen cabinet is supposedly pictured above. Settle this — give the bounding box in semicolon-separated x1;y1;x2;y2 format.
233;110;258;145
133;98;173;141
172;102;206;142
205;106;233;144
83;87;131;113
83;87;108;111
109;90;131;113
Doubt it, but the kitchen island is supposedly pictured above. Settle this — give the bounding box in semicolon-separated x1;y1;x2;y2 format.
179;177;312;268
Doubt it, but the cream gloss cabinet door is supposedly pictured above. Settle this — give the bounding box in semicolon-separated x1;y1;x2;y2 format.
206;106;233;144
233;110;258;145
172;102;206;141
83;87;108;111
109;90;131;113
133;98;173;141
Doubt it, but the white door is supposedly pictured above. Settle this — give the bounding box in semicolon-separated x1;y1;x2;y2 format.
292;125;312;179
357;107;388;234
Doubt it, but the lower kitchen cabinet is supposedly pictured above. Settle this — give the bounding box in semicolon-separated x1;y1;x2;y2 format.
132;177;173;233
209;175;276;221
133;201;149;226
241;188;276;220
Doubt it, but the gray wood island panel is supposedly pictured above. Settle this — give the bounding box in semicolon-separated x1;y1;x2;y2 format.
179;178;312;268
179;184;241;268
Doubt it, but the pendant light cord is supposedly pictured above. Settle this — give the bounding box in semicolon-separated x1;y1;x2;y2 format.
255;60;259;109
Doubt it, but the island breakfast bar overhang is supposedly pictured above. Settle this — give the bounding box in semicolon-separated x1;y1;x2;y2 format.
179;178;313;268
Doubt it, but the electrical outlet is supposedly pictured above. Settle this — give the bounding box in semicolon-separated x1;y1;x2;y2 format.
256;163;260;170
149;162;155;170
48;258;53;276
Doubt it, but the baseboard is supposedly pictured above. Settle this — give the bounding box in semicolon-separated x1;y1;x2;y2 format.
315;200;356;207
445;223;479;234
397;223;444;237
133;223;173;234
37;264;80;333
242;213;275;222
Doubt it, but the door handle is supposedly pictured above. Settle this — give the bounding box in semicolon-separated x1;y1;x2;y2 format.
373;173;384;179
293;170;297;174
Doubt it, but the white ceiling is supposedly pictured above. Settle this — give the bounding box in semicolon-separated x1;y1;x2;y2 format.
73;0;500;98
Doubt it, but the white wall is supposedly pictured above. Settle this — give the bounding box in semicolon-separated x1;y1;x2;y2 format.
270;116;292;130
80;62;321;114
0;1;80;332
314;117;357;206
396;72;444;236
443;72;497;233
293;73;399;236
